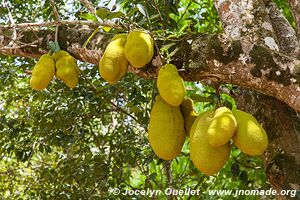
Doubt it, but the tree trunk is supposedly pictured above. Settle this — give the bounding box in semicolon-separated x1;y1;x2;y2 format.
214;0;300;199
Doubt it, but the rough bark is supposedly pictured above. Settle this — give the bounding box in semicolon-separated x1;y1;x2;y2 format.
214;0;300;199
288;0;300;38
265;0;300;57
1;26;300;113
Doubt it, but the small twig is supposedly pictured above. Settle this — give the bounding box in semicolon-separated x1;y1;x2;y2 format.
0;32;40;47
49;0;60;21
149;33;164;67
165;161;174;200
142;1;152;31
49;0;61;44
24;70;32;75
109;101;140;124
0;20;122;29
152;0;165;30
82;27;100;48
177;1;193;24
80;0;96;16
233;156;262;170
4;0;17;46
0;42;38;50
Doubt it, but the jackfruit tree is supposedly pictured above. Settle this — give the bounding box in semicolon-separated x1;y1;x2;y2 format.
0;0;299;199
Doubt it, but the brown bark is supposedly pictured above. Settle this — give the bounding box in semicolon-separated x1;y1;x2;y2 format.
1;26;300;113
265;1;300;57
289;0;300;38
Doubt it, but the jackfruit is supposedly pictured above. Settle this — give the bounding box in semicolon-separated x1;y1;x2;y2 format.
157;64;186;106
180;98;198;137
30;54;55;90
232;109;268;156
124;30;154;68
99;34;128;84
148;95;186;160
52;50;80;88
190;110;231;176
207;107;237;147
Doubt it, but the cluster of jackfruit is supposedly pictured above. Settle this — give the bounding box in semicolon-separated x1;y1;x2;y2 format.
30;50;79;90
190;107;268;175
99;30;154;84
148;94;268;176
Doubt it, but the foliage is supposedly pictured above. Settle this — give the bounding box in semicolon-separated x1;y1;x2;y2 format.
1;0;295;199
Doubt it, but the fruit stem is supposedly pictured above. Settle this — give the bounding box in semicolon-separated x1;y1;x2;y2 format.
48;41;61;53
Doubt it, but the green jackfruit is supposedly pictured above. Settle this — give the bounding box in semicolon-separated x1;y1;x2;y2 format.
52;50;80;88
99;34;128;84
148;95;186;160
190;110;231;176
207;107;237;147
232;109;268;156
124;30;154;68
180;98;198;137
30;54;55;90
157;64;186;106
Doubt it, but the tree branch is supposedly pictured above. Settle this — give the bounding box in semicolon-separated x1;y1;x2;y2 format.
0;20;122;29
288;0;300;39
265;1;300;57
80;0;96;16
0;26;300;112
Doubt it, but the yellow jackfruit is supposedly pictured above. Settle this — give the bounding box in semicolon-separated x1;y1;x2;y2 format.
52;50;80;88
124;30;154;68
190;110;231;176
207;107;237;147
148;95;186;160
232;109;268;156
99;34;128;84
180;98;198;137
157;64;186;106
30;54;55;90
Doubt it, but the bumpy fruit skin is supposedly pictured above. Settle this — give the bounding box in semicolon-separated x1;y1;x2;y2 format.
190;110;231;176
52;50;79;88
157;64;186;106
148;95;186;160
180;98;198;137
232;109;268;156
124;30;154;68
30;54;55;90
99;34;128;84
207;107;237;147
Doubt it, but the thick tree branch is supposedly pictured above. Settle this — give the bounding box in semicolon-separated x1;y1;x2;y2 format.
0;26;300;112
265;1;300;57
288;0;300;38
213;0;278;50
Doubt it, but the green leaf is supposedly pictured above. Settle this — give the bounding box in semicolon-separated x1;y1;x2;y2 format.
136;4;148;17
127;7;139;17
80;13;98;22
107;11;124;19
96;7;110;20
